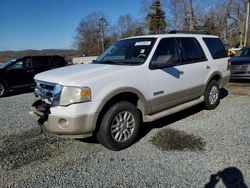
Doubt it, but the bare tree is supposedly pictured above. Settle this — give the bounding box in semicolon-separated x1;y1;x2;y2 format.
116;14;144;38
168;0;184;30
75;12;109;56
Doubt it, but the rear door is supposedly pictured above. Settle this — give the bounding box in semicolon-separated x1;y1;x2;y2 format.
50;56;67;69
32;56;51;75
177;37;208;100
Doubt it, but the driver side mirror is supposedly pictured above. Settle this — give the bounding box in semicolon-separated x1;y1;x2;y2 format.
150;55;174;69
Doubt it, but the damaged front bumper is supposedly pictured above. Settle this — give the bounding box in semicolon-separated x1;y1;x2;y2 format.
30;100;98;139
30;100;51;126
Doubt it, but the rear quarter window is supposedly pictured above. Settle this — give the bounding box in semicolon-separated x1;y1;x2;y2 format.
203;38;227;59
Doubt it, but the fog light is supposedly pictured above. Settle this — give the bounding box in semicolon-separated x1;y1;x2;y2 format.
58;119;69;129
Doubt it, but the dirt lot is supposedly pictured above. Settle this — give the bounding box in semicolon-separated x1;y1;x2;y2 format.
0;82;249;187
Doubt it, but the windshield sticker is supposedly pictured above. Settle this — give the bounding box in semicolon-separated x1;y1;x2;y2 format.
135;41;151;46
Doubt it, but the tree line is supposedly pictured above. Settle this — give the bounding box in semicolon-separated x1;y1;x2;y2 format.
76;0;249;56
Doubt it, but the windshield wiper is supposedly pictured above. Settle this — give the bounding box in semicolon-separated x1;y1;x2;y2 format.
95;60;125;65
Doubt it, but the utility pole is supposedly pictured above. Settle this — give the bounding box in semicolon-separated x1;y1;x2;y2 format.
244;0;250;46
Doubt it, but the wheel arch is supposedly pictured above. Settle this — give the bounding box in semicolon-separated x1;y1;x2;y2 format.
94;87;150;133
203;71;223;94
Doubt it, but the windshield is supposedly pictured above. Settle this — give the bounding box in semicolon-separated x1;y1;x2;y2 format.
0;59;16;68
235;48;250;57
95;38;156;65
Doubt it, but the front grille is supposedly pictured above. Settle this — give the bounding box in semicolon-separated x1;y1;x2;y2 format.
40;83;54;90
35;81;62;106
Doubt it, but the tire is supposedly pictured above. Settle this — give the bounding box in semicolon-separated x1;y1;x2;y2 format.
96;101;141;151
0;82;7;98
204;80;220;110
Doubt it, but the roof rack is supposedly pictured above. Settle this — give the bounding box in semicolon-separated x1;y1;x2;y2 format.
168;30;210;35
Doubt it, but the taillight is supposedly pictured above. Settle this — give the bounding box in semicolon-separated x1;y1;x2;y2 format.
227;58;231;70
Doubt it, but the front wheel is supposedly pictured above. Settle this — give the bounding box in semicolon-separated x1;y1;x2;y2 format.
204;80;220;110
0;82;7;98
96;101;141;151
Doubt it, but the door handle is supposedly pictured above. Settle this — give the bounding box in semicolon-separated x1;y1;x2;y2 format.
27;70;34;73
178;70;184;75
206;65;210;69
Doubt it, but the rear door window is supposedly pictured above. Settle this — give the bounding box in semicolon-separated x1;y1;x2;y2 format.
50;56;66;65
203;37;227;59
178;37;207;64
32;57;50;67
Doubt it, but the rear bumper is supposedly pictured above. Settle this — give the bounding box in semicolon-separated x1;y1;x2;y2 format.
230;74;250;80
30;100;98;138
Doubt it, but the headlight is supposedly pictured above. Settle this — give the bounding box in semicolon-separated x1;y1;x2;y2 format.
59;86;91;106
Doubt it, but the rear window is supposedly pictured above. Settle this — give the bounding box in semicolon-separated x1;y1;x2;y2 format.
203;38;227;59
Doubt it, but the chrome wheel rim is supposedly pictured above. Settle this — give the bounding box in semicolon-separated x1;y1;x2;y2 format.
209;86;219;105
0;84;4;96
111;111;135;142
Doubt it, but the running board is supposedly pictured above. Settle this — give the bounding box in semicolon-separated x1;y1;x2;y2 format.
143;96;204;122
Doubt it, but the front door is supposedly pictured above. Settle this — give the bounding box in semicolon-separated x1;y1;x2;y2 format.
5;58;33;88
146;37;187;114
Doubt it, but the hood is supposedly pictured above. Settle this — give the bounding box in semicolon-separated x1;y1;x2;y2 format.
231;57;250;65
34;64;133;86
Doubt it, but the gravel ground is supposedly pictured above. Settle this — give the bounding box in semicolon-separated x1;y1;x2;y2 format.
0;83;249;188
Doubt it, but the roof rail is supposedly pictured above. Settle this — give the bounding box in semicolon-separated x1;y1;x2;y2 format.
169;30;210;35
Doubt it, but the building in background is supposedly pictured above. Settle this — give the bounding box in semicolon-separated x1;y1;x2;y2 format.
72;56;98;64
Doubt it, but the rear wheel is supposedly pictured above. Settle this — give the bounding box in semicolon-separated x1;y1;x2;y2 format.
204;80;220;110
0;82;6;98
96;101;141;151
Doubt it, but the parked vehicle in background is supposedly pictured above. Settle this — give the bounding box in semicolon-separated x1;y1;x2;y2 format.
228;48;241;57
31;31;230;150
230;47;250;80
0;55;68;97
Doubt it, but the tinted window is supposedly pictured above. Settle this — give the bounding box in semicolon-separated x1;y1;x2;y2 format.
179;37;206;63
11;60;24;69
9;58;32;70
203;37;227;59
51;56;66;65
32;56;50;67
235;48;250;57
152;38;180;64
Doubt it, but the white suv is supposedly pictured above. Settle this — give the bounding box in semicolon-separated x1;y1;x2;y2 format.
31;32;230;150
